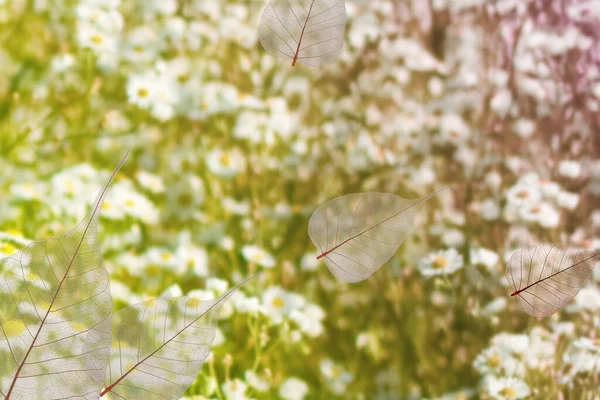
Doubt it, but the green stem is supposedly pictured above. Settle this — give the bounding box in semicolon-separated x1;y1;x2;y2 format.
208;360;224;400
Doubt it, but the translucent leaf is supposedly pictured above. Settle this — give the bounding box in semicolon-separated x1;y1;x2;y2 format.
259;0;346;67
100;274;261;400
308;188;448;282
0;153;128;399
506;244;600;318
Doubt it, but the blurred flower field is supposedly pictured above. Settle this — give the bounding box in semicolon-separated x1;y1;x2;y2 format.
1;0;600;398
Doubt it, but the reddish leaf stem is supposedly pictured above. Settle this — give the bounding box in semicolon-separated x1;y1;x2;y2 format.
510;250;600;297
100;272;262;398
292;0;316;66
316;187;450;260
4;152;128;399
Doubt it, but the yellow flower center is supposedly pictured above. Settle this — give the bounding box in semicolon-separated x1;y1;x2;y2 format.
272;296;285;309
1;243;16;255
102;201;111;210
220;153;231;167
5;319;26;337
488;354;501;368
91;34;104;44
517;190;530;199
331;367;342;378
137;88;150;98
178;193;193;206
161;252;172;261
499;387;517;398
187;298;202;308
432;256;449;269
125;199;135;208
133;45;144;53
531;205;541;214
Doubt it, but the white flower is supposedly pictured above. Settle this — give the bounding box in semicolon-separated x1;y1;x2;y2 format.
490;89;512;116
491;333;529;355
109;280;142;304
556;191;580;210
261;287;303;324
123;26;162;63
241;245;275;268
473;347;522;376
518;202;560;228
76;4;123;32
483;298;507;315
505;184;541;208
348;13;379;49
485;171;502;191
559;338;600;385
558;160;582;179
161;284;182;297
279;377;309;400
428;76;444;97
437;113;470;145
221;379;248;400
135;170;165;193
480;199;500;220
418;248;464;277
289;304;326;338
175;244;208;277
523;329;555;369
144;0;177;16
470;247;499;269
244;370;269;392
206;278;229;294
300;252;319;271
206;148;246;178
566;286;600;313
513;119;535;138
235;296;260;313
320;359;353;395
220;236;235;251
551;321;575;337
127;71;161;109
187;289;214;300
539;179;561;198
51;54;76;73
167;174;205;220
144;247;181;271
116;252;146;277
111;183;159;224
441;229;464;247
77;23;117;53
486;376;530;400
10;182;46;201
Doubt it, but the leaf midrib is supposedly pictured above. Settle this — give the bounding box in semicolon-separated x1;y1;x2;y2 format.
510;250;600;297
292;0;316;66
3;154;126;399
100;273;261;398
316;187;449;260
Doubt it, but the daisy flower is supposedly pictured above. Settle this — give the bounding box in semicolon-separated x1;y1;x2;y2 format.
418;248;464;277
205;148;246;178
242;245;275;268
486;377;530;400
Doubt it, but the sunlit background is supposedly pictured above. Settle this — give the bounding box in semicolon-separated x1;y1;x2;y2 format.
1;0;600;398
